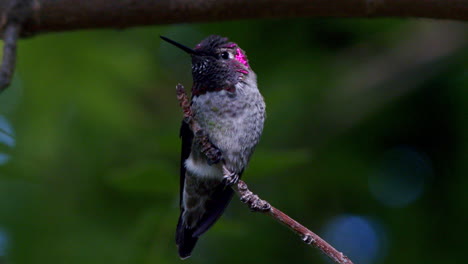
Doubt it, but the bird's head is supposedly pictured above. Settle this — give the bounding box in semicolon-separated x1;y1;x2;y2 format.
161;35;251;95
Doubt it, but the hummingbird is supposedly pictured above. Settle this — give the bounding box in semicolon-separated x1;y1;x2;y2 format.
161;35;266;259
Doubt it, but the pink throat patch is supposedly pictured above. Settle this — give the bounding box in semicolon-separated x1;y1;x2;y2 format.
235;48;250;68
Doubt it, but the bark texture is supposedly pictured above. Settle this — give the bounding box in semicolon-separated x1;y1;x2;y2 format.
0;0;466;37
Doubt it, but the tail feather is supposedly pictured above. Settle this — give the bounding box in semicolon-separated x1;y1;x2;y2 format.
193;186;234;237
176;217;199;259
176;184;235;259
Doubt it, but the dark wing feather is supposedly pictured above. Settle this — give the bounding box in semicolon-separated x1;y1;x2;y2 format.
177;121;196;259
179;121;193;207
176;120;240;258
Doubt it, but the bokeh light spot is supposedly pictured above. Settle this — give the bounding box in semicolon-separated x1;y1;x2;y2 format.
0;154;10;166
0;115;15;166
0;229;8;256
0;116;15;148
368;146;432;208
322;215;387;264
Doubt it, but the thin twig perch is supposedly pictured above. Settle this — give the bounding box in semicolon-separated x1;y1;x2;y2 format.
175;83;354;264
0;0;34;92
0;23;20;92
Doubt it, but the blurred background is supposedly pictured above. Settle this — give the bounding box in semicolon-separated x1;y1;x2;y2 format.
0;18;467;264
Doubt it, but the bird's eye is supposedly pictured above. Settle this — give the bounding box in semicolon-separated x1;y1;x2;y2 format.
220;52;230;60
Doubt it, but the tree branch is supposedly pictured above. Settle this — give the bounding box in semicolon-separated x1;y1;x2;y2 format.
0;0;33;92
0;1;466;92
2;0;467;37
175;84;354;264
0;23;19;92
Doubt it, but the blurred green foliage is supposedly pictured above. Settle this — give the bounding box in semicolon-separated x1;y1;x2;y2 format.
0;18;467;264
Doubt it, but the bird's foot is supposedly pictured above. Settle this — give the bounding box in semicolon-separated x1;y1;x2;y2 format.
301;234;315;244
222;171;239;186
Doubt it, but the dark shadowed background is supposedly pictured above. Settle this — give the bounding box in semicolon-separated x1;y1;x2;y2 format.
0;19;467;264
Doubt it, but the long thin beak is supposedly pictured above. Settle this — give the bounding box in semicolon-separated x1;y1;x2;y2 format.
160;36;197;55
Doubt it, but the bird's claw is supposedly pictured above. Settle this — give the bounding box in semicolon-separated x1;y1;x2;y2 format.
223;171;239;186
302;234;315;244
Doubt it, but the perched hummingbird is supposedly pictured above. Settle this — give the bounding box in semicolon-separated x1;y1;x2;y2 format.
161;35;266;259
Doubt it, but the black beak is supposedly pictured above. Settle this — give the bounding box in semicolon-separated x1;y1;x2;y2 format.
160;36;197;55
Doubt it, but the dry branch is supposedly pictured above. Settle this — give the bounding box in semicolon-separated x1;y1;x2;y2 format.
175;83;354;264
0;0;33;92
0;0;467;92
0;23;19;92
1;0;467;37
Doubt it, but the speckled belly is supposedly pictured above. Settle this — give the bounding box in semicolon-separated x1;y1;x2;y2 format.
191;90;265;173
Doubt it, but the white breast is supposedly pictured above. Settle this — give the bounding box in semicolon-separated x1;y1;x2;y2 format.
184;155;223;179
